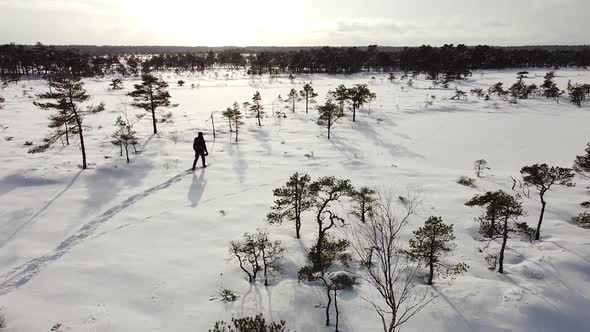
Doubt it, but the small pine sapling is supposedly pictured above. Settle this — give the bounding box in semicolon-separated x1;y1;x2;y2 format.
350;186;376;223
267;172;313;239
232;102;243;143
286;88;298;113
474;159;490;178
318;100;342;140
229;230;284;285
177;80;185;86
250;91;264;126
406;216;468;285
222;106;235;134
109;78;123;90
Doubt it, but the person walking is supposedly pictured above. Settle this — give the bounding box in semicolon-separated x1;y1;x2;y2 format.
192;132;209;170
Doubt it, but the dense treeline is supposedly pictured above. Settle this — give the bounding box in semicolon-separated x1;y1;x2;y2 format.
2;43;590;82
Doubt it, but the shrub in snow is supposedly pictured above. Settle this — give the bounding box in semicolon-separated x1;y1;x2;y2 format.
457;176;476;187
209;314;289;332
572;211;590;228
450;88;467;100
218;288;239;302
581;201;590;209
470;88;484;98
111;116;139;163
0;95;4;108
485;253;499;270
128;74;174;134
267;172;313;239
177;80;185;86
488;82;507;99
229;229;284;286
520;164;575;240
350;186;376;223
465;191;524;273
406;216;468;285
109;78;123;90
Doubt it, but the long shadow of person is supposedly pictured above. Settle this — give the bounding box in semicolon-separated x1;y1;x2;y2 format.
188;168;206;207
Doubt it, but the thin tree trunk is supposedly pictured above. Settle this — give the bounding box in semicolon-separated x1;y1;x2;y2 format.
428;232;435;285
64;120;69;145
498;216;509;273
325;285;332;326
124;143;130;163
211;114;216;138
334;289;340;332
73;112;86;169
235;119;238;143
306;97;309;113
257;109;261;126
536;198;546;240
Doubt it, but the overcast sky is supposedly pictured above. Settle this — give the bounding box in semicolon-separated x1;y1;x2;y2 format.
1;0;588;46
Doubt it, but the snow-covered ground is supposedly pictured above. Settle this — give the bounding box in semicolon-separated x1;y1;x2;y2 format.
0;69;589;331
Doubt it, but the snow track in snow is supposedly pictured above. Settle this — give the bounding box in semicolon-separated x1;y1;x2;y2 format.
0;170;191;295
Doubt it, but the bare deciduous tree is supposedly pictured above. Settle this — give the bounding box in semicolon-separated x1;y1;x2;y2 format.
347;189;433;332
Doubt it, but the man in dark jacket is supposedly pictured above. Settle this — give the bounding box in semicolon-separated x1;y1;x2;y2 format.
192;132;209;170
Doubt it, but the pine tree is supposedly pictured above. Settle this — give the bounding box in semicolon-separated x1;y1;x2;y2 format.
567;81;590;107
232;101;243;143
520;164;575;240
331;85;349;114
466;191;525;273
0;95;5;109
128;74;173;134
541;71;560;101
348;84;373;122
351;186;376;223
286;88;298;113
406;216;467;285
307;176;353;272
31;71;97;169
318;100;342;139
299;83;318;114
222;106;235;134
267;172;313;239
388;73;396;83
474;159;489;178
177;80;185;86
574;143;590;173
250;91;264;127
111;116;139;163
465;191;505;238
109;78;123;90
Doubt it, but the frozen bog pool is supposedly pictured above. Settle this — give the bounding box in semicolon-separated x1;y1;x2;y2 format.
0;69;589;331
